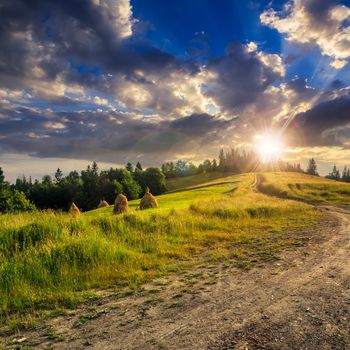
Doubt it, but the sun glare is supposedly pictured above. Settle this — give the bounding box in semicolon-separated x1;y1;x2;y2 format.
255;134;283;163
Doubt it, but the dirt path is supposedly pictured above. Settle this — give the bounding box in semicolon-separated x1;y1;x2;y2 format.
4;196;350;349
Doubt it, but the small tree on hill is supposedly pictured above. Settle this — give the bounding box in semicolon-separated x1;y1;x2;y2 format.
55;168;63;183
125;162;133;173
306;158;318;176
135;162;143;171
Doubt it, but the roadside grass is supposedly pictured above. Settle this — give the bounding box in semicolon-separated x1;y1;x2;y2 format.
259;172;350;206
0;173;321;330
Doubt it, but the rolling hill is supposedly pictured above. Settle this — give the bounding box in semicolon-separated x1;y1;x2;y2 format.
1;172;349;331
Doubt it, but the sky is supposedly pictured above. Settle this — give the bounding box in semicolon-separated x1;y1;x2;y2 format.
0;0;350;181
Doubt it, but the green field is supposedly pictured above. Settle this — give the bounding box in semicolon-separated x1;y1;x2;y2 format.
165;172;229;191
259;172;350;205
2;172;344;330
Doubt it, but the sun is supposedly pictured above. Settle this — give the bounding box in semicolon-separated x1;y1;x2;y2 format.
255;133;283;163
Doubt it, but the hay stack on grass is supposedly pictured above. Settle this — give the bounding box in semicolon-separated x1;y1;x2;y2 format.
98;199;109;208
69;202;80;216
113;194;128;214
140;187;158;210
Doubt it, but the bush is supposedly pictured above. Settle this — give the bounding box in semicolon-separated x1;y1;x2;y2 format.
0;189;36;213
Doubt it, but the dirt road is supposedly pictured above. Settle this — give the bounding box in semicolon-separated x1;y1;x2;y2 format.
5;205;350;349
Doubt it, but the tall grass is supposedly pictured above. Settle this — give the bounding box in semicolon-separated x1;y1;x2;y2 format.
0;174;321;328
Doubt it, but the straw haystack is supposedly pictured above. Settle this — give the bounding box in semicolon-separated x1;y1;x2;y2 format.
69;202;80;216
140;187;158;210
98;199;109;208
113;194;128;214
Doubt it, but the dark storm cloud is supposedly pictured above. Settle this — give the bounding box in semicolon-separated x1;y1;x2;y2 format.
171;113;235;137
289;95;350;147
204;43;283;113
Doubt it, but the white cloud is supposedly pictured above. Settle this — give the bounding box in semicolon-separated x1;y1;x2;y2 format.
261;0;350;69
94;96;109;105
95;0;133;39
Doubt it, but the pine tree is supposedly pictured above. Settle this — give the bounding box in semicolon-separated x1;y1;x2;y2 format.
136;162;143;171
218;149;225;170
342;166;348;181
125;162;133;173
55;168;63;183
212;159;218;172
306;158;318;176
0;167;5;188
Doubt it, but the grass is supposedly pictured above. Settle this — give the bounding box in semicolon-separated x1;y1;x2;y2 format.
0;173;323;330
165;172;229;191
259;172;350;206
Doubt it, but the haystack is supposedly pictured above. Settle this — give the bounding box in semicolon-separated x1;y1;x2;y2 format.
140;187;158;210
113;194;128;214
98;199;109;208
69;202;80;216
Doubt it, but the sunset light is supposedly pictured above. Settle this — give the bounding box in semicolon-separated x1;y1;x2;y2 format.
255;134;284;163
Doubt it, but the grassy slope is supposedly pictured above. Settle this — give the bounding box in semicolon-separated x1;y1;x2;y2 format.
0;173;323;329
259;172;350;205
165;172;229;191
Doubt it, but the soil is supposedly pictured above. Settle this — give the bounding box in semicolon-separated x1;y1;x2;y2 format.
3;204;350;349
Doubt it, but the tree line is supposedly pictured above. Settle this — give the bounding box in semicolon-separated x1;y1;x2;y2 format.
326;165;350;182
161;148;303;178
2;149;340;213
8;162;166;212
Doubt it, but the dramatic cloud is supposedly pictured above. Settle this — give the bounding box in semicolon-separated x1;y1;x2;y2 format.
0;105;235;165
289;94;350;147
0;0;197;97
261;0;350;68
203;42;284;114
1;0;350;179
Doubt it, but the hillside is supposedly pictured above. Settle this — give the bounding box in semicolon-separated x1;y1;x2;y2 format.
2;172;350;349
259;172;350;205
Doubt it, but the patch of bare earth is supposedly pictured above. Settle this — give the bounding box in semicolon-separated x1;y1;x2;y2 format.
3;206;350;350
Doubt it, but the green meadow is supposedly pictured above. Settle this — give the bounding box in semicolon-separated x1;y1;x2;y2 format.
0;173;337;330
259;172;350;205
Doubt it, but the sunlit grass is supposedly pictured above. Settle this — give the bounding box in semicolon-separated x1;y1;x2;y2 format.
0;173;321;330
259;172;350;206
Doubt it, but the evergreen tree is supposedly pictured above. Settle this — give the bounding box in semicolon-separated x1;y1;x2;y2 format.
135;162;143;171
0;167;5;187
306;158;318;176
218;149;225;170
212;159;218;172
55;168;63;183
342;166;348;181
125;162;133;173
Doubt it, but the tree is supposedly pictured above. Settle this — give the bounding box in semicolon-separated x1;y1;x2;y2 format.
212;159;218;172
0;169;35;212
218;149;225;170
342;166;348;181
81;162;100;210
125;162;133;173
55;168;63;183
135;162;143;171
0;190;36;212
327;165;340;180
42;175;52;184
306;158;318;176
140;168;167;195
0;167;5;188
202;159;212;173
174;160;187;177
